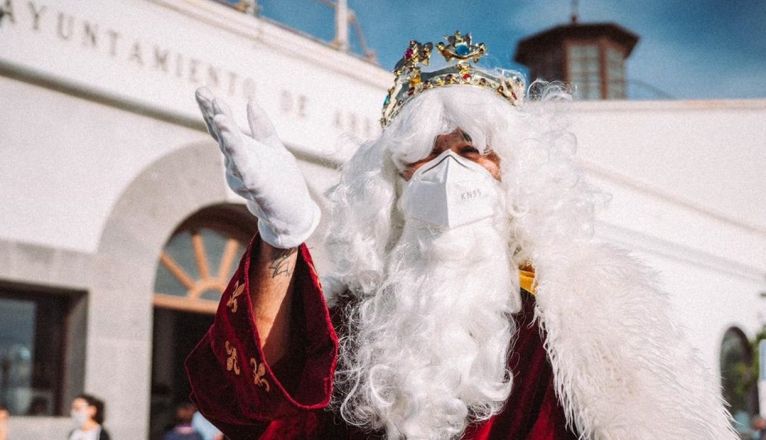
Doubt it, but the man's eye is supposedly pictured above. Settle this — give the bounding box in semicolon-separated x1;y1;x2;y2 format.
460;146;480;155
461;130;472;143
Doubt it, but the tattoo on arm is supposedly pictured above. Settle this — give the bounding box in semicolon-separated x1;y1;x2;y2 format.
269;247;297;278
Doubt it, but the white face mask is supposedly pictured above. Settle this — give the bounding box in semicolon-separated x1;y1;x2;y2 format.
71;408;90;427
401;149;501;229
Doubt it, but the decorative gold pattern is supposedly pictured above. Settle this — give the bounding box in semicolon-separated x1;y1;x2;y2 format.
226;280;246;314
381;31;525;127
225;340;241;375
250;358;271;392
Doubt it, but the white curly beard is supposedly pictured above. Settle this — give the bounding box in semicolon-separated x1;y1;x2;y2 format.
337;217;521;440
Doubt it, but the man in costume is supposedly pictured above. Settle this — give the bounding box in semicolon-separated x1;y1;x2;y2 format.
185;32;736;439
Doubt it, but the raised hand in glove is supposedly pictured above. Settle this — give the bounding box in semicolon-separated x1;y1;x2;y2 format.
195;87;320;249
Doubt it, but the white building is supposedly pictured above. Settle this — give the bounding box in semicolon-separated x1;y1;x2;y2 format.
0;0;764;438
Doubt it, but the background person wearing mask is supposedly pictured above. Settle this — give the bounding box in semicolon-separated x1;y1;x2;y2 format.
68;394;110;440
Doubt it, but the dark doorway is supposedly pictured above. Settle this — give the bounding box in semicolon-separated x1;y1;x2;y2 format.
149;308;213;440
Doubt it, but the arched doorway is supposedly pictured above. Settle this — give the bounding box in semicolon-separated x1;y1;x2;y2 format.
149;204;256;439
720;326;757;433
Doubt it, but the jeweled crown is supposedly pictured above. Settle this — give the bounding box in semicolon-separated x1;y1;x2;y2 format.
380;31;525;127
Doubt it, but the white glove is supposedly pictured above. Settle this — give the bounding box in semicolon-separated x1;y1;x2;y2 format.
195;87;320;249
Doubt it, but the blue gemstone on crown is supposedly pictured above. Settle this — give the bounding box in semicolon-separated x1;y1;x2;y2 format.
455;43;470;56
383;95;390;106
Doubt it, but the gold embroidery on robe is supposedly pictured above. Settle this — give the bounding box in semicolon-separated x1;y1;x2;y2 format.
250;357;271;392
227;280;245;314
225;340;241;375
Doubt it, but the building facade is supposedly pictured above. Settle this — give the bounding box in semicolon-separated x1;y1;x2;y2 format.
0;0;764;438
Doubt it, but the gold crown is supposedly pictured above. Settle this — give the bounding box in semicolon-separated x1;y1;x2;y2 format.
380;31;525;127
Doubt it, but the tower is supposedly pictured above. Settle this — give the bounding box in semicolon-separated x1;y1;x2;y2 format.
513;18;638;100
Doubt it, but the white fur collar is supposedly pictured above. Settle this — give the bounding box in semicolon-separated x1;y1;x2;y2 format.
533;242;737;439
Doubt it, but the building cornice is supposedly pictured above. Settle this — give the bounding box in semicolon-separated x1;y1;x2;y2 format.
148;0;392;90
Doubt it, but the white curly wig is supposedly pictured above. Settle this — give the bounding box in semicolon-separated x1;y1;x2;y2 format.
322;83;737;440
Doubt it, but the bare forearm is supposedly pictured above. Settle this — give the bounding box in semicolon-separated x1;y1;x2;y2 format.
249;239;299;364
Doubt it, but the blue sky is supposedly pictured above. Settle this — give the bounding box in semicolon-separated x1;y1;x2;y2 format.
258;0;766;100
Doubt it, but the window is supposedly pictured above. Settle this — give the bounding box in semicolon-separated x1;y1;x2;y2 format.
568;43;601;100
0;291;67;416
153;205;256;314
720;327;757;430
605;47;625;99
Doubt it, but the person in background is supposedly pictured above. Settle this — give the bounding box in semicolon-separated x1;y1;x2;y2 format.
752;415;766;440
191;411;223;440
163;402;203;440
0;404;9;440
68;394;110;440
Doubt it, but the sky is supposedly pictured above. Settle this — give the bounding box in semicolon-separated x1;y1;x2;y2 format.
258;0;766;100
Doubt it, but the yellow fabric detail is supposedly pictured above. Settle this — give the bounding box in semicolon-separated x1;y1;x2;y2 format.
519;268;536;295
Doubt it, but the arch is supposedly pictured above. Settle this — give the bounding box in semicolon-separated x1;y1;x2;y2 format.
720;326;756;430
153;203;257;314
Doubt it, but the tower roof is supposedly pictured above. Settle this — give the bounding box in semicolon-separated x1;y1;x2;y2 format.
514;22;639;65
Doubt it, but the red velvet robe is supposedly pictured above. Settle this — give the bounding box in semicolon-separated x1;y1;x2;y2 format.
185;238;579;439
